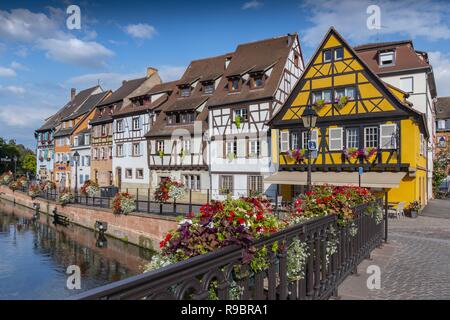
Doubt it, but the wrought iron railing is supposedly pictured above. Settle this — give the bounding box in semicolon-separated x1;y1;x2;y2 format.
71;203;383;300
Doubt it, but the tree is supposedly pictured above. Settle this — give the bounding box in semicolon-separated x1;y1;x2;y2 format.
0;137;35;177
433;152;449;198
22;153;36;176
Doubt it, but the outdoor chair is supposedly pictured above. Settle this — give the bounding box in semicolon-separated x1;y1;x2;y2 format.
388;202;405;219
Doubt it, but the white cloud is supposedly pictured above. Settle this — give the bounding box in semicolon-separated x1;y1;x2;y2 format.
0;66;16;77
0;8;113;68
158;65;186;82
124;23;157;39
10;61;26;70
38;38;114;68
429;51;450;97
301;0;450;47
0;104;52;127
0;85;26;95
242;1;263;10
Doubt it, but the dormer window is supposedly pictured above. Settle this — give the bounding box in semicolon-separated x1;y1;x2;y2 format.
252;74;264;88
229;78;240;92
180;87;191;97
203;82;215;95
379;51;395;67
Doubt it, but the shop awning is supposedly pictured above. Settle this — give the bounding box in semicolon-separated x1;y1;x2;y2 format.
264;171;406;189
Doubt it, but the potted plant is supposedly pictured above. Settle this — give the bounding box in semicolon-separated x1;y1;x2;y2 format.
407;201;421;218
313;99;325;109
227;152;236;162
80;180;100;197
179;148;186;161
154;177;185;203
58;190;74;207
235;115;242;129
112;192;136;215
28;184;41;199
158;150;165;158
336;96;348;109
288;149;306;163
0;172;13;186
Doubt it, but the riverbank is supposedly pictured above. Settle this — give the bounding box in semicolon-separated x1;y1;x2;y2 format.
0;186;177;249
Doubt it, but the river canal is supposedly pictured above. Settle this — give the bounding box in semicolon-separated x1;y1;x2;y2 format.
0;199;153;300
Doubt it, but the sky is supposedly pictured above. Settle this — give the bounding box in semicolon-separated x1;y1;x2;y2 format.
1;0;450;148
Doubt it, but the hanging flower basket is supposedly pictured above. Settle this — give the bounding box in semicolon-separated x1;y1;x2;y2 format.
112;192;136;215
9;180;22;191
235;115;242;129
80;180;99;197
336;96;348;109
42;180;57;192
17;176;29;189
58;190;74;206
227;152;236;162
313;99;325;109
0;172;13;186
158;150;165;158
179;149;187;160
288;149;306;163
154;177;185;203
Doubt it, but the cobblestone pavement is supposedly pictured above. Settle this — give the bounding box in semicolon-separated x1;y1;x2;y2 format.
338;199;450;300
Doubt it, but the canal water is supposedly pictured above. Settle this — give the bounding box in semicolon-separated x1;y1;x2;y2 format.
0;199;154;300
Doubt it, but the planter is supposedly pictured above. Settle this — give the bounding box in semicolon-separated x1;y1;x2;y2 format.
410;210;418;218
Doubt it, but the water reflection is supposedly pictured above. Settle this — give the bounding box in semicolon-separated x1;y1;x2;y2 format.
0;200;153;300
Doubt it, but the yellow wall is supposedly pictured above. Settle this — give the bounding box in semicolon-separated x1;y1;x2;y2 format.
272;29;428;207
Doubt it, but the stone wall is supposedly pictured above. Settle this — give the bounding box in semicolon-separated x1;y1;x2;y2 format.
0;186;177;250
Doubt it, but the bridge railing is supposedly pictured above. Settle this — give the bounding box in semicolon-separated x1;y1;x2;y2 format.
71;202;383;300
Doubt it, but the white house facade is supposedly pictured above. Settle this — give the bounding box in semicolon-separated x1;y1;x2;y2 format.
208;34;304;200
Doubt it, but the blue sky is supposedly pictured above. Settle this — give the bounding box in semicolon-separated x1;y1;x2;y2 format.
1;0;450;148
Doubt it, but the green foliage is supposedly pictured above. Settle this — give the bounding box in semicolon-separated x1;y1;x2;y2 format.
0;137;35;177
433;152;448;197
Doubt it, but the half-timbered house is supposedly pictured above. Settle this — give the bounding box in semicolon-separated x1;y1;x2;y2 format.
145;55;229;201
267;28;430;207
90;70;158;188
53;86;103;188
354;40;437;202
110;69;163;191
207;34;304;199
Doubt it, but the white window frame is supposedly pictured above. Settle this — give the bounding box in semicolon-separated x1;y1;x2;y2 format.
117;120;124;132
117;144;123;157
420;133;424;155
132;117;140;131
291;132;299;150
380;124;397;149
301;129;318;149
132;143;141;156
226;140;236;157
323;49;332;62
329;128;343;151
249;140;260;157
379;51;395;67
234;108;248;121
346;128;359;149
364;127;379;148
182;140;191;154
280;131;290;152
334;47;344;60
438;120;446;130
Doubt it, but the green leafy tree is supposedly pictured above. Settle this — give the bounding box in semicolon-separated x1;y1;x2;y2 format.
22;153;36;176
433;152;449;198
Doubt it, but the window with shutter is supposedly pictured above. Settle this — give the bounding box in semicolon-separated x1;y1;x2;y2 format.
380;124;397;149
346;128;359;149
329;128;343;151
280;131;289;152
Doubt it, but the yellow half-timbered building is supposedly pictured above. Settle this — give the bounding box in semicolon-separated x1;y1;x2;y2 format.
268;28;429;207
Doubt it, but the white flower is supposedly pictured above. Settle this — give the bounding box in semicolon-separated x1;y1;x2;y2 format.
178;219;192;226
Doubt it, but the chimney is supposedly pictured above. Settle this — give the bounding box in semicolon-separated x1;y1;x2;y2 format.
71;88;76;101
146;67;158;78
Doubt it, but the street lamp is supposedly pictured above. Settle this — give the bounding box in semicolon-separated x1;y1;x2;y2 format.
73;151;80;202
301;105;318;192
13;156;18;179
